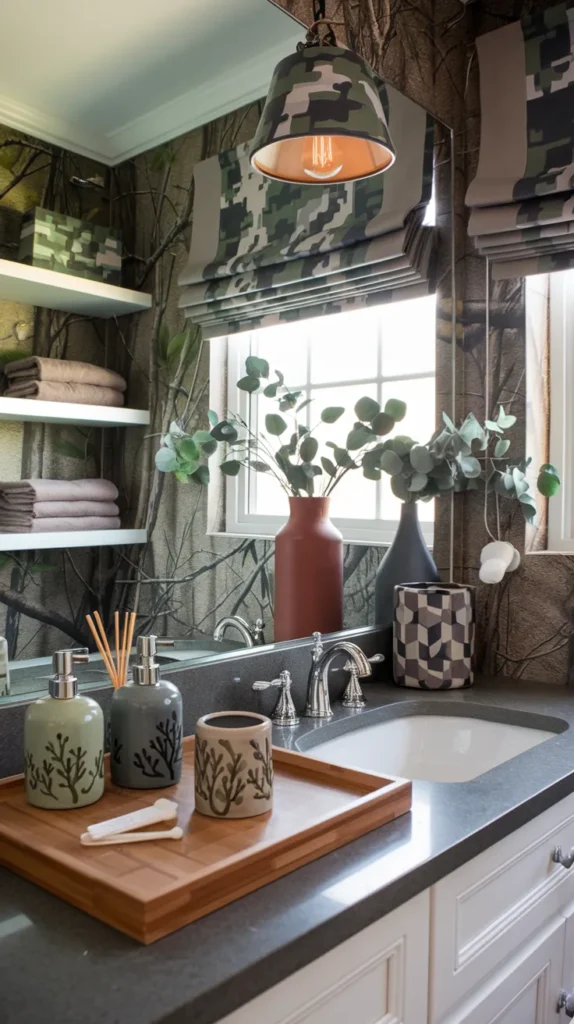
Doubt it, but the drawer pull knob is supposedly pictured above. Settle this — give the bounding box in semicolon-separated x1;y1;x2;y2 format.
557;989;574;1017
552;846;574;869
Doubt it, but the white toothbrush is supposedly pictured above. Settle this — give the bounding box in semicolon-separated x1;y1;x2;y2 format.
86;798;178;841
81;826;183;846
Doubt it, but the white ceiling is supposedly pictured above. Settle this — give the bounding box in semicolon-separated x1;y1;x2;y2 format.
0;0;303;166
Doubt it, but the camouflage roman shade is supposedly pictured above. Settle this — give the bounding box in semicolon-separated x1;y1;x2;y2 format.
466;3;574;280
178;84;435;339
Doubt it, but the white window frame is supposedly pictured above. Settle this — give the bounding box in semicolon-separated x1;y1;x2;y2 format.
210;314;435;548
548;270;574;550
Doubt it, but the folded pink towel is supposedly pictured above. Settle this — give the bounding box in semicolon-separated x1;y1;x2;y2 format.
4;357;126;391
0;479;119;509
0;502;120;527
0;517;121;533
4;381;125;407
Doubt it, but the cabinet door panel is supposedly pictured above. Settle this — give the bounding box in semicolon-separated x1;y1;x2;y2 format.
431;791;574;1022
216;891;429;1024
441;917;564;1024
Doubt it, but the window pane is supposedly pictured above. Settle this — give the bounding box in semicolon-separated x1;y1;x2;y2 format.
309;306;379;384
381;376;435;523
253;322;308;387
380;294;436;378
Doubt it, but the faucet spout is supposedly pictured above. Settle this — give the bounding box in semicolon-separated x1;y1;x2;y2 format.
213;616;257;647
305;640;372;718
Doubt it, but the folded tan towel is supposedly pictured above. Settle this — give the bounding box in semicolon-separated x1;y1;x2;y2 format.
0;502;120;526
4;381;125;407
0;517;121;533
4;357;126;392
0;479;119;508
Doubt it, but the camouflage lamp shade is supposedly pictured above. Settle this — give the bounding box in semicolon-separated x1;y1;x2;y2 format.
250;46;395;184
466;2;574;280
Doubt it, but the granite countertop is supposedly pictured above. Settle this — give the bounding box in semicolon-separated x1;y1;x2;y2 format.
2;677;574;1024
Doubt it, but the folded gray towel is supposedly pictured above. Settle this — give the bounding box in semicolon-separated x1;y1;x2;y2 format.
0;479;119;509
4;381;125;407
0;502;120;526
0;516;121;533
4;357;126;391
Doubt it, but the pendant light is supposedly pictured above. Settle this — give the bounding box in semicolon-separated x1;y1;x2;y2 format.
250;5;395;185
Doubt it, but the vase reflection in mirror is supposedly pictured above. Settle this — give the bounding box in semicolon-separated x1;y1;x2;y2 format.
374;502;439;665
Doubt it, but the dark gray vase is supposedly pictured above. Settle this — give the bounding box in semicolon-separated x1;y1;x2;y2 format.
374;502;439;661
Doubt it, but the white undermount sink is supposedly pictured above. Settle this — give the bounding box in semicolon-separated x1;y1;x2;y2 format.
302;712;560;783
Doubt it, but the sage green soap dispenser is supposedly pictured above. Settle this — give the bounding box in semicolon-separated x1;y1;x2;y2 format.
110;635;183;789
24;648;105;809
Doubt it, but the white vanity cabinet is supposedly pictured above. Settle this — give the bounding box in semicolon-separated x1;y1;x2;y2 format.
216;791;574;1024
217;890;430;1024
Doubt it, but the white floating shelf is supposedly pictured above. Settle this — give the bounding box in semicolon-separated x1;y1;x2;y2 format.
0;529;147;552
0;259;152;318
0;396;150;427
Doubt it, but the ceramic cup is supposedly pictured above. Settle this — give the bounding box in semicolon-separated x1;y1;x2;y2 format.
194;711;273;819
393;582;475;689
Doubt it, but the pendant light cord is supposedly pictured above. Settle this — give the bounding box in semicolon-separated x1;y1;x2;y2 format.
303;0;336;46
313;0;326;18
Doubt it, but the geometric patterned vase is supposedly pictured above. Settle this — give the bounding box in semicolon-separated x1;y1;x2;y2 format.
393;582;475;689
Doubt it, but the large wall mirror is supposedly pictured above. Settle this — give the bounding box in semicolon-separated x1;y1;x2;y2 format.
0;1;455;704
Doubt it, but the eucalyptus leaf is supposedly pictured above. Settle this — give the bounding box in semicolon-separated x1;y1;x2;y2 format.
221;460;242;476
354;396;380;422
409;472;428;492
494;438;511;458
347;425;375;450
279;391;302;411
512;467;529;497
442;411;456;431
155;447;179;472
385;398;407;421
175;471;190;484
192;465;210;485
265;413;288;436
237;375;261;394
321;406;345;424
178;437;199;463
333;446;353;468
537;466;561;497
251;461;271;473
391;435;415;457
363;463;381;481
208;409;219;427
211;421;238;443
458;454;482;478
300;436;319;462
380;449;403;476
321;456;337;477
497;405;517;429
409;445;434;474
302;464;322;478
391;474;410;501
245;355;269;379
297;398;313;413
263;382;280;398
371;411;395;436
484;419;503;433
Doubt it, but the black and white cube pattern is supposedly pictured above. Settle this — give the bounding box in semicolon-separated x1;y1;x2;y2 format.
393;583;475;689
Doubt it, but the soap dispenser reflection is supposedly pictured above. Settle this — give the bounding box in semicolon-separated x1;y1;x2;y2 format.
24;648;104;809
110;635;183;789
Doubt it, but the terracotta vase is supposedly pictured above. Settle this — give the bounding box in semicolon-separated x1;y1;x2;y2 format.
274;496;343;642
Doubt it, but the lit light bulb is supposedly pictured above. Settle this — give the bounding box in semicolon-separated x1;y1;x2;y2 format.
301;135;344;181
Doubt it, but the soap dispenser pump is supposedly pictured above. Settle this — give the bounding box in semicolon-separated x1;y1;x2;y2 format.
110;635;183;789
24;648;105;809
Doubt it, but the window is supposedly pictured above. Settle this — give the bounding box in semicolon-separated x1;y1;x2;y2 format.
213;295;436;546
547;270;574;550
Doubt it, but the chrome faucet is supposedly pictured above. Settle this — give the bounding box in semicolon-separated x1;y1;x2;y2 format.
305;632;372;718
213;616;265;648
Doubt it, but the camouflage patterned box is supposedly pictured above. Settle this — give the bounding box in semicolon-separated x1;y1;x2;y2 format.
18;207;122;285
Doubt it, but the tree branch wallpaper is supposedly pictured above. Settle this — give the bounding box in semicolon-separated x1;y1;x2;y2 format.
0;0;572;683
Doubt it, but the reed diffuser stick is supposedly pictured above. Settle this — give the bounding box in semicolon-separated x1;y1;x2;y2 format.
119;611;129;687
86;614;118;687
114;611;120;682
123;612;137;686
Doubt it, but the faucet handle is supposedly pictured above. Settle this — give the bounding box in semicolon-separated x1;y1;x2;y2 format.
368;653;385;664
252;670;299;726
311;631;324;662
341;661;366;709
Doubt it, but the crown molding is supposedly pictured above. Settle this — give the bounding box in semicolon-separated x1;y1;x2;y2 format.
0;36;300;168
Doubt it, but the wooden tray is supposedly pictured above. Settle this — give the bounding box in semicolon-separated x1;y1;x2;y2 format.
0;738;411;943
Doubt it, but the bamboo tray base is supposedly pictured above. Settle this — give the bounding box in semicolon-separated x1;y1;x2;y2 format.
0;737;411;943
